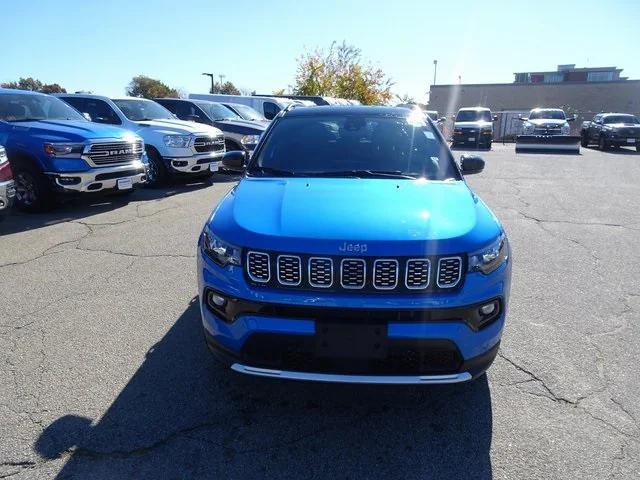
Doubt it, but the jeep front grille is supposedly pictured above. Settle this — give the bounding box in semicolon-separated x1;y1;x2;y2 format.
194;135;225;153
247;251;270;283
405;259;431;289
437;257;462;288
373;259;398;290
245;252;465;292
277;255;301;286
340;259;366;289
308;257;333;288
86;140;144;165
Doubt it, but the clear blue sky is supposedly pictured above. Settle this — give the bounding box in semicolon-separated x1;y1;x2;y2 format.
2;0;639;103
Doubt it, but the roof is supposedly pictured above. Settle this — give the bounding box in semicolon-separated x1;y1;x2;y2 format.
458;106;490;111
284;105;414;117
514;66;622;75
0;88;48;96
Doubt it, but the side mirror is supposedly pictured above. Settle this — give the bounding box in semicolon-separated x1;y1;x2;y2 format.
222;150;246;170
186;114;202;123
516;116;525;121
437;117;447;123
82;112;92;121
460;155;485;175
493;115;498;121
567;116;576;122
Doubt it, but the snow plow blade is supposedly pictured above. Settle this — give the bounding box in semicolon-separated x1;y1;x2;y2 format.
515;135;581;153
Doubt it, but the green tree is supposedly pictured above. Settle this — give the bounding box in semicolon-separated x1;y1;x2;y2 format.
272;88;286;96
396;93;415;105
294;41;392;105
1;77;67;93
210;81;241;95
126;75;178;99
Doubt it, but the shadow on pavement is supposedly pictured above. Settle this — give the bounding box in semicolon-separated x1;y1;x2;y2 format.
0;173;239;236
35;298;494;479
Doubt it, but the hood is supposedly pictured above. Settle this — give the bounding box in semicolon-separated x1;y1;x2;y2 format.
5;120;136;143
454;121;493;129
210;178;502;256
527;119;567;126
135;119;222;136
604;123;640;129
213;119;266;135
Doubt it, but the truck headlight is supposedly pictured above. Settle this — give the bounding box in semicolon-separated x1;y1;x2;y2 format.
202;230;241;266
523;122;534;134
561;123;570;135
44;143;84;156
241;134;261;145
469;233;509;274
163;135;192;148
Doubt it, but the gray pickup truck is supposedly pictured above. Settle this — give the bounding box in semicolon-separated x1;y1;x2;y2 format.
581;113;640;151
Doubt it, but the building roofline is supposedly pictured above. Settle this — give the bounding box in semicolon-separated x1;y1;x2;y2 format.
431;79;640;89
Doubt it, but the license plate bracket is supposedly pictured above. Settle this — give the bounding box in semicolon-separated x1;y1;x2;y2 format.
209;162;219;172
117;178;133;190
627;138;635;144
315;323;387;359
468;137;476;142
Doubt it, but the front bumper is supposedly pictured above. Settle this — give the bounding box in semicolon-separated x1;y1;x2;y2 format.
44;162;146;193
603;135;640;146
452;131;492;144
197;247;511;384
164;151;225;174
0;179;15;211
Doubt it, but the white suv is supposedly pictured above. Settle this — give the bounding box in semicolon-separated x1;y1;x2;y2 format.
57;95;225;185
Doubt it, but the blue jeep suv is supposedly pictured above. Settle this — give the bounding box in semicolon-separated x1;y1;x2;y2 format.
198;106;511;384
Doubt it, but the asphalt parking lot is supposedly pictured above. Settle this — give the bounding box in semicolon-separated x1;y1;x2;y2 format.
1;143;639;479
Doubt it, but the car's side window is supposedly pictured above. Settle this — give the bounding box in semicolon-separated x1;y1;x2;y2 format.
263;101;280;120
61;97;88;117
84;99;122;125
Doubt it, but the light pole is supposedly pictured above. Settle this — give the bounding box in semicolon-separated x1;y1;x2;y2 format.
202;73;214;93
218;74;225;88
433;60;438;86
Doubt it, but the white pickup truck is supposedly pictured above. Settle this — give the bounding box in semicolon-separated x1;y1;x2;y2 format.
516;108;580;153
58;94;225;185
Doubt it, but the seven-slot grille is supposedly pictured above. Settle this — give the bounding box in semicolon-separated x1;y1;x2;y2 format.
86;140;144;165
245;253;465;292
194;135;225;153
309;258;333;287
437;257;462;288
373;260;399;289
405;259;431;289
277;255;301;286
247;251;270;282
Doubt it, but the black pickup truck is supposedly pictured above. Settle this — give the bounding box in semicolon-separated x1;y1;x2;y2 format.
581;113;640;151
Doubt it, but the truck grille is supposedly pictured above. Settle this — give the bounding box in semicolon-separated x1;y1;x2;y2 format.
194;135;225;153
86;140;143;165
245;252;465;292
533;126;562;135
437;257;462;288
277;255;301;286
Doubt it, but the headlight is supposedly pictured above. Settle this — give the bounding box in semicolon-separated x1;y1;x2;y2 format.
241;134;261;145
43;142;84;156
202;230;241;266
163;135;192;148
523;122;534;133
561;123;570;134
469;233;509;274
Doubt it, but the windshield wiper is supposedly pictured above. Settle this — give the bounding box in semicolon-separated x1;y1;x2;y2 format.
248;166;298;177
305;169;418;179
9;118;46;122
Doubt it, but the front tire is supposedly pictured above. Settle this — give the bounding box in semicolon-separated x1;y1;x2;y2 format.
145;147;168;187
636;143;640;152
13;166;55;213
580;132;589;147
599;136;609;151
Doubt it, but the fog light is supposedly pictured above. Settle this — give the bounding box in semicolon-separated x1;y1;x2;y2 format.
480;302;496;316
207;291;226;308
58;176;81;185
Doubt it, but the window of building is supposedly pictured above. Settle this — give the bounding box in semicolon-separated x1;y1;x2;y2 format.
587;71;614;82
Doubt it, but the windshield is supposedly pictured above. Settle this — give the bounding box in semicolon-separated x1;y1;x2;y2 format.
455;110;491;122
529;109;566;120
230;104;265;121
113;99;174;121
249;112;459;180
0;93;86;122
197;102;241;121
603;115;639;124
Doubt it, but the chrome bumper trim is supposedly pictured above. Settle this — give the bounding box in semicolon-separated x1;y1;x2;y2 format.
0;180;15;210
45;162;146;193
230;363;472;384
165;151;224;173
